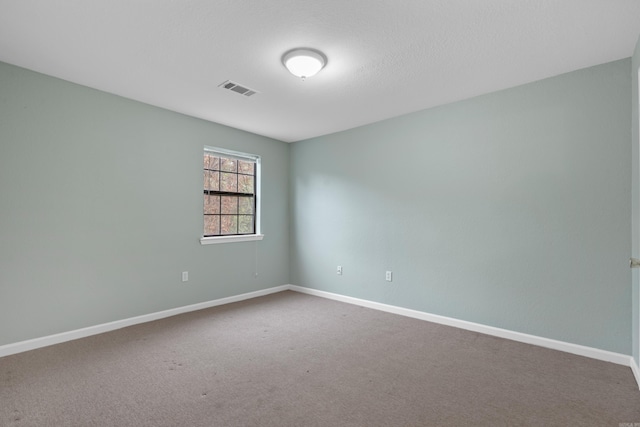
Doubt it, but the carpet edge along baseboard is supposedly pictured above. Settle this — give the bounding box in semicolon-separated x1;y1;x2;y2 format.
1;283;637;390
0;285;290;358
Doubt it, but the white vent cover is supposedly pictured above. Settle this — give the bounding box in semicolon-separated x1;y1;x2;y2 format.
218;80;258;97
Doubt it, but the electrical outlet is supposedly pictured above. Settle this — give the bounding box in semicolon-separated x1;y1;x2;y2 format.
385;271;392;282
337;266;343;275
182;271;188;282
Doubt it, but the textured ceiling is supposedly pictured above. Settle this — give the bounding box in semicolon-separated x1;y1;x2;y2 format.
1;1;639;143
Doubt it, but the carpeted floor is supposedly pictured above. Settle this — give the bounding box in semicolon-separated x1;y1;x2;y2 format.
1;290;639;426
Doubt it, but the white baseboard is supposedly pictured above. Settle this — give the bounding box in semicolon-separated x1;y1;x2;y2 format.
0;285;289;358
288;285;635;371
2;283;638;390
632;358;640;389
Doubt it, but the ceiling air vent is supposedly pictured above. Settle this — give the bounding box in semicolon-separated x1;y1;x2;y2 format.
218;80;258;97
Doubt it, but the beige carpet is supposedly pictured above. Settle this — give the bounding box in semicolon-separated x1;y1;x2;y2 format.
1;290;639;426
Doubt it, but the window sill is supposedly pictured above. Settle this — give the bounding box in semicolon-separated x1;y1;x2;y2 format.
200;234;264;245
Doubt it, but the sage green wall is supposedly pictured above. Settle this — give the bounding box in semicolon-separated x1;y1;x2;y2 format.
0;62;289;346
632;36;640;365
290;59;632;354
1;57;634;357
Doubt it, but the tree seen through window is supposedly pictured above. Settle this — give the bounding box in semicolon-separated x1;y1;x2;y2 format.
204;151;256;236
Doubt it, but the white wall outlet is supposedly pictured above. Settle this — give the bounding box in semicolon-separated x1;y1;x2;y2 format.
182;271;189;282
385;271;392;282
337;266;343;275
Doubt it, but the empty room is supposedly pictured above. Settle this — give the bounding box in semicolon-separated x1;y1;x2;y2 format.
2;1;640;425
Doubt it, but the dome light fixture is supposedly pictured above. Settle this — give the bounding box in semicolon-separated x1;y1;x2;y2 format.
282;48;327;80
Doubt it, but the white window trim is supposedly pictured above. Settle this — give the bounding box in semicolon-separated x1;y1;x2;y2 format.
200;234;264;245
201;146;262;245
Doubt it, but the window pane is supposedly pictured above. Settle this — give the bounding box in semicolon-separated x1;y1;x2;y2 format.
203;149;259;237
204;170;219;191
239;197;254;214
204;195;220;214
220;158;237;172
238;175;254;194
204;154;219;171
221;215;237;235
204;215;220;236
238;160;254;175
221;196;238;214
220;172;237;192
238;215;254;234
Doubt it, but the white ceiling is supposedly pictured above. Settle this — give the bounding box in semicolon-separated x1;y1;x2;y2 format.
1;1;639;143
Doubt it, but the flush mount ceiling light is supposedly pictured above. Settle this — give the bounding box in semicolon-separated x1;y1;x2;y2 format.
282;48;327;80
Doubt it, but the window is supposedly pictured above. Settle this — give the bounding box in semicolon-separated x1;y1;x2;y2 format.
201;147;262;245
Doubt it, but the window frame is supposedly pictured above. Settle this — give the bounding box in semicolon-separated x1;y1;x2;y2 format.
200;146;263;245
